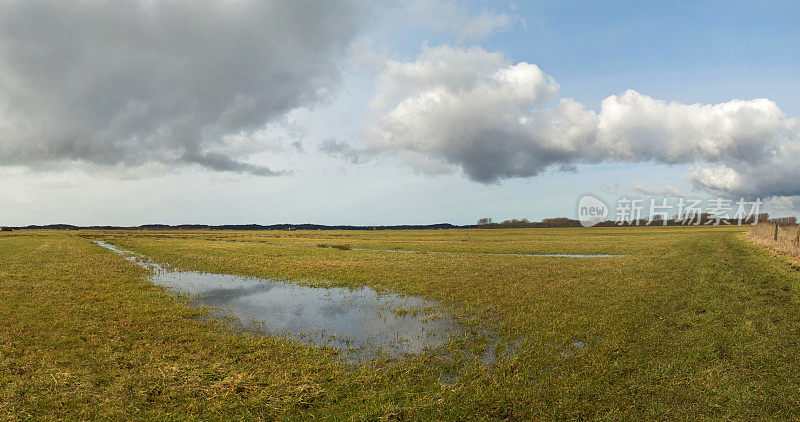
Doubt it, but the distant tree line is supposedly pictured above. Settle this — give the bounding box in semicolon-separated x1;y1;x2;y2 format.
8;223;475;231
477;213;774;228
477;217;582;228
767;216;798;227
6;214;793;232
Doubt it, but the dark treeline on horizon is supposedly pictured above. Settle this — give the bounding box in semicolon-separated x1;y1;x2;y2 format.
3;213;792;231
2;223;473;231
476;213;781;228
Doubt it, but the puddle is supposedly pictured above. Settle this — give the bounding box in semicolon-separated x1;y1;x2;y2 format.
93;241;464;362
322;246;625;258
559;339;587;358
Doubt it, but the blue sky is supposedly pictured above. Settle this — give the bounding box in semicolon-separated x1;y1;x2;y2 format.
502;1;800;114
0;1;797;226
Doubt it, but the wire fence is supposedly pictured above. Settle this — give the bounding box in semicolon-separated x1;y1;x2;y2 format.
748;222;800;257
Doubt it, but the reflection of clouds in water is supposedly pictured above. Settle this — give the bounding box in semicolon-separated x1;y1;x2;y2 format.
93;240;462;361
319;302;350;319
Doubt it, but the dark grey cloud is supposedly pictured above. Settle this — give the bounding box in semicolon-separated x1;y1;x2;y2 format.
0;0;367;174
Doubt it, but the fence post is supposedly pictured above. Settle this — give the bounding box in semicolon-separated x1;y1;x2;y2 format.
774;222;779;241
795;224;800;246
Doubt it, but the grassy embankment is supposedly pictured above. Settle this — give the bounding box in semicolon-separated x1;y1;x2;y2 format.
3;226;800;419
748;222;800;262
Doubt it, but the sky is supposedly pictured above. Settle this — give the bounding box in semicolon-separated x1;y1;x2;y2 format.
0;0;798;226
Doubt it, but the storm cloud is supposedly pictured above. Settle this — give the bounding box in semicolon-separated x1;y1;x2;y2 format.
366;45;800;198
0;0;366;174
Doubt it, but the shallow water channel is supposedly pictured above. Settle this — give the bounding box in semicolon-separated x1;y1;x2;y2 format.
344;248;626;258
93;241;464;362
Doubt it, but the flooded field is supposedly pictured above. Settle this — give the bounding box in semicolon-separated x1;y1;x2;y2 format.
9;226;799;420
93;241;463;361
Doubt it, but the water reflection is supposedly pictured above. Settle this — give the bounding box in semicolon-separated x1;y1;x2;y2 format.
93;241;462;361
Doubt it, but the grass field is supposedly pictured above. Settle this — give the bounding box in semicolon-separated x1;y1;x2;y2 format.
3;226;800;419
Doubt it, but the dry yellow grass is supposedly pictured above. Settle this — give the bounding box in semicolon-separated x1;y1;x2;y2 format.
748;223;800;259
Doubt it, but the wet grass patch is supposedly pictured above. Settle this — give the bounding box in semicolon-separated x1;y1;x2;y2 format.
316;243;352;250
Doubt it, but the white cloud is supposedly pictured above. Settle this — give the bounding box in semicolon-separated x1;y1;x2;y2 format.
765;195;800;214
368;45;597;182
365;45;800;199
688;120;800;197
597;91;786;164
631;183;681;197
407;0;524;42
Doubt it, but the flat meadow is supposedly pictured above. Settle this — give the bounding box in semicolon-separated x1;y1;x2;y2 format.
3;226;800;419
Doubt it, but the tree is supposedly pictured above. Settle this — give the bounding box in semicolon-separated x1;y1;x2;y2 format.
477;217;493;226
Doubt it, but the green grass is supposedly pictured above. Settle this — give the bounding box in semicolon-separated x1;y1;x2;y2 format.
3;226;800;419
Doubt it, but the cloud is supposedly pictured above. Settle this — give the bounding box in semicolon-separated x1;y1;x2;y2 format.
319;138;362;164
366;45;800;199
631;183;681;197
687;131;800;197
597;91;799;198
764;195;800;213
367;45;598;182
0;0;367;175
407;0;524;42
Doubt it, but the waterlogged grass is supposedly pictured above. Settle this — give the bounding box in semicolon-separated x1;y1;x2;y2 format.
3;226;800;419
